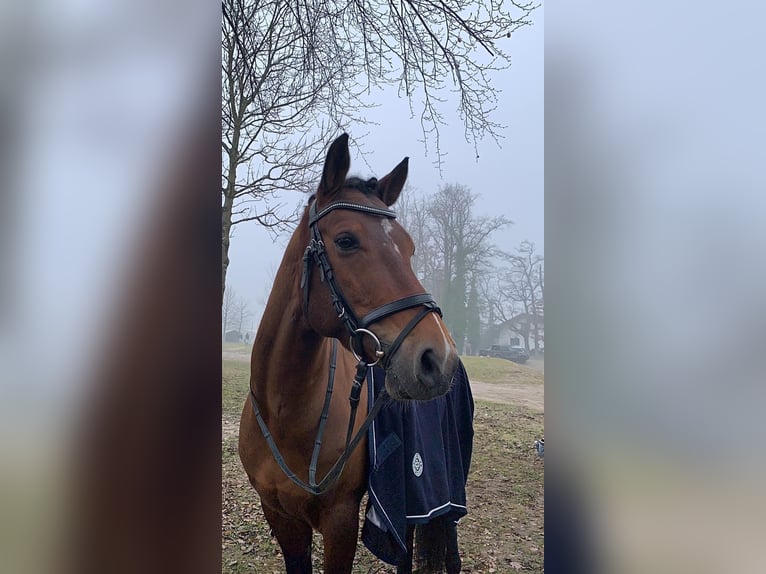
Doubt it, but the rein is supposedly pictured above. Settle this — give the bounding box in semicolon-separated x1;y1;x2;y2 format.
249;340;389;496
249;196;442;496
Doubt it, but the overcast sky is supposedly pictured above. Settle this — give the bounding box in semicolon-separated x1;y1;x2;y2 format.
227;9;544;329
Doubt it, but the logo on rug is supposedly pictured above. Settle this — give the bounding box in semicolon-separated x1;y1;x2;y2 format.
412;453;423;477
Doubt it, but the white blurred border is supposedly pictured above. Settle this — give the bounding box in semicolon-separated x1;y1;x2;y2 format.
2;0;216;420
547;2;766;572
0;1;217;570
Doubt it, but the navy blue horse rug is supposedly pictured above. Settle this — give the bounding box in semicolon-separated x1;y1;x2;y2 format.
362;361;475;566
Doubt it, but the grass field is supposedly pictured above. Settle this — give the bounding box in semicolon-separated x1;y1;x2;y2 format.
222;344;543;387
222;359;544;573
461;356;544;386
223;342;253;354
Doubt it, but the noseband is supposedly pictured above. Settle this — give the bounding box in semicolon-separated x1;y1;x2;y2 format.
301;198;442;367
249;195;444;496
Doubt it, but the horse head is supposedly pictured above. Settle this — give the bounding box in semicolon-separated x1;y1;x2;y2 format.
302;133;459;400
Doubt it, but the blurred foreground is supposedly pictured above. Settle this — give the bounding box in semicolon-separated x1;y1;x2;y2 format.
0;1;220;572
545;3;766;572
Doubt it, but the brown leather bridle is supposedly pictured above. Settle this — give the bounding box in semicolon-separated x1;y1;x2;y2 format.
249;197;443;495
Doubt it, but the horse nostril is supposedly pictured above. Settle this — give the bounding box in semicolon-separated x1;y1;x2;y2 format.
419;348;439;381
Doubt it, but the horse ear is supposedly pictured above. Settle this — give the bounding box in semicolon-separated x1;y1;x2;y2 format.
376;157;409;206
318;133;351;200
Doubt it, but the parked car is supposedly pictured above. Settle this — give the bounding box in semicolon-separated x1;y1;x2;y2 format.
478;344;530;364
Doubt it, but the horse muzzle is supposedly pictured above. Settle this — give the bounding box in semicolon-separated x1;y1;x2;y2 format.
384;336;459;401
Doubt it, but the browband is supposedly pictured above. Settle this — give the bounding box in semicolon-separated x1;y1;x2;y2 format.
309;201;396;225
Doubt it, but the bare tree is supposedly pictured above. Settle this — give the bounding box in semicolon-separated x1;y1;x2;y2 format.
426;183;510;351
477;268;514;329
222;0;356;295
222;287;253;340
398;188;543;355
465;277;482;355
221;0;537;295
222;286;237;337
501;241;544;352
234;296;253;335
395;186;440;292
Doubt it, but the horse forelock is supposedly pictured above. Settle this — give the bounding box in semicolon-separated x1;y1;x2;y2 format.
309;176;380;205
343;176;379;195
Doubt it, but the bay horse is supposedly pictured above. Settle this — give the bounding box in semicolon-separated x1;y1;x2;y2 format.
238;133;460;573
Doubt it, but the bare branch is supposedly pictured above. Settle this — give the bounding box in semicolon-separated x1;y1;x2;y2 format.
220;0;538;293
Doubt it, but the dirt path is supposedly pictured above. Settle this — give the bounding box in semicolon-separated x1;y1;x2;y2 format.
469;379;543;411
223;351;543;412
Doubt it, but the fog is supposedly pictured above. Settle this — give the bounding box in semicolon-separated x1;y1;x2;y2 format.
226;12;544;329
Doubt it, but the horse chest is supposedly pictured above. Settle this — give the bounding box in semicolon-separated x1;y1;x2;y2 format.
243;409;367;511
252;449;366;529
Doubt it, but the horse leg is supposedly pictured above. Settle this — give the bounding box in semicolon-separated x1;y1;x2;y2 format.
414;520;447;573
319;502;359;574
261;505;313;574
396;525;415;574
445;520;461;574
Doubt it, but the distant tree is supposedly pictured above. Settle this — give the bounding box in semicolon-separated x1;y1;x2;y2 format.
222;287;237;336
502;241;544;352
473;264;511;347
465;278;482;355
478;268;513;323
233;296;253;335
426;183;510;350
395;187;440;292
222;287;252;338
221;0;537;295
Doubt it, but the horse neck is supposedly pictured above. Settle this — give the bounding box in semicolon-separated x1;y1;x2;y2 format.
250;211;328;400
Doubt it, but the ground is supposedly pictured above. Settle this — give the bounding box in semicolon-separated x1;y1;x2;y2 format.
222;346;544;573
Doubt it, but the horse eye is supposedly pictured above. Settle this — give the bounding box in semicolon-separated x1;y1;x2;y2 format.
334;234;359;251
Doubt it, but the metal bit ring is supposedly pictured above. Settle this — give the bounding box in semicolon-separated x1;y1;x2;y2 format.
350;328;385;366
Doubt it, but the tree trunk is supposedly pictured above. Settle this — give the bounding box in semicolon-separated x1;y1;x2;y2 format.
222;195;233;298
221;86;242;298
450;252;468;354
222;132;239;297
466;279;481;356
